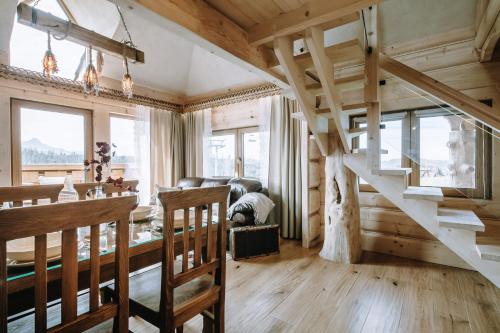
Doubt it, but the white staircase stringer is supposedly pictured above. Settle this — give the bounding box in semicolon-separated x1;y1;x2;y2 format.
344;153;500;287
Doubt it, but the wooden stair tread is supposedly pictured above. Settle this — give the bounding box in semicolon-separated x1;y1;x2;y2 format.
437;208;485;232
352;148;388;154
476;244;500;262
403;186;444;201
348;127;367;134
372;168;412;176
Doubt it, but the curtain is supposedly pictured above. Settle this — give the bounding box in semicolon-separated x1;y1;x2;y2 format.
267;96;303;239
183;108;211;177
150;108;184;189
129;105;151;205
258;97;272;187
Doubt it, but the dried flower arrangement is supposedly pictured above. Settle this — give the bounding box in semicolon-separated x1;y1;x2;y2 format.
83;142;133;190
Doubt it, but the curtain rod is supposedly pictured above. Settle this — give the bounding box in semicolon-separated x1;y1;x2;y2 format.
183;83;282;112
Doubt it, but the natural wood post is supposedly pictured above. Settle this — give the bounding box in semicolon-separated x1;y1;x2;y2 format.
320;133;362;263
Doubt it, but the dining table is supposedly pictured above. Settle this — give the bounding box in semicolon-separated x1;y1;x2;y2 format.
6;208;221;318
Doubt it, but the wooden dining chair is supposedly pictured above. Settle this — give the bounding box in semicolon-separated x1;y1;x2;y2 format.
105;185;230;333
0;196;137;332
74;180;139;200
0;184;63;207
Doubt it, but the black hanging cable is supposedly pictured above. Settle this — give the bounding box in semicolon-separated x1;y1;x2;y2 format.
361;9;372;54
115;4;136;49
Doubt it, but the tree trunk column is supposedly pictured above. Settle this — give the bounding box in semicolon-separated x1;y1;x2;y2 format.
320;133;362;264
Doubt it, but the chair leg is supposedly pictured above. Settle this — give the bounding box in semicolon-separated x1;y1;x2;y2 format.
202;316;213;333
214;302;224;333
176;326;184;333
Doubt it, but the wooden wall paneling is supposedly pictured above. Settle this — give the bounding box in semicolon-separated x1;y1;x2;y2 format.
248;0;381;45
211;99;261;131
302;124;322;248
361;230;472;270
475;0;500;61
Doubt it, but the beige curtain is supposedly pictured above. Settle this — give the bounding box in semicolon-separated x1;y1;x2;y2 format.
183;109;209;177
150;108;184;188
268;96;303;239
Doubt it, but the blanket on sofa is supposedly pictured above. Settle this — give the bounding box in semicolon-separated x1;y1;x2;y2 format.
228;192;275;224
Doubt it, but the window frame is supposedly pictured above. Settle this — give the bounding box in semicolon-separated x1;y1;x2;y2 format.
351;105;492;199
209;126;261;178
11;99;93;186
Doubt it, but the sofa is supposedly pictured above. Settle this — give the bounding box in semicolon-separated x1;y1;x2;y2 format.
175;177;269;227
175;176;280;260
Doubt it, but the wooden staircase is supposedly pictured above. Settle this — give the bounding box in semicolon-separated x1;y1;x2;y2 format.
270;4;500;287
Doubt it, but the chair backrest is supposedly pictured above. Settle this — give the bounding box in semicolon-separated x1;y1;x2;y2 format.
158;186;230;327
0;196;137;333
74;180;139;200
0;184;63;207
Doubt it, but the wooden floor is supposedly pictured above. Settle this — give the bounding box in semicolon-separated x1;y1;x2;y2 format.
128;240;500;333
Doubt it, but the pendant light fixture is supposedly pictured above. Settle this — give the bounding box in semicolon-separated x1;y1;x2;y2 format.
116;4;136;98
42;31;58;78
122;56;133;99
83;45;99;95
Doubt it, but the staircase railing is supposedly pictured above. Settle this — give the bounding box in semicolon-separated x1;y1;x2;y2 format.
352;74;500;222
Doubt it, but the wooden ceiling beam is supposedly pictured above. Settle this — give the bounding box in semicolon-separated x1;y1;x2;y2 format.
128;0;289;88
475;0;500;62
248;0;381;46
268;39;364;70
380;53;500;131
17;3;144;63
274;36;329;156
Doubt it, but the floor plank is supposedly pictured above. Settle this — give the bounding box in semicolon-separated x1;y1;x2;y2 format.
12;240;500;333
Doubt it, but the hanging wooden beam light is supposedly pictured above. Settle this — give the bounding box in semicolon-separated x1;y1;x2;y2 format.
17;3;145;64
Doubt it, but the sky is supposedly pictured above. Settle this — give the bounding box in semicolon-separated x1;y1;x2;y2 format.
21;107;85;153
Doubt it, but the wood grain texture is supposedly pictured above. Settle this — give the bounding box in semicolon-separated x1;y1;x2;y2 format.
0;196;135;332
320;133;362;263
0;184;63;206
0;196;138;240
34;234;47;332
135;0;288;88
74;180;138;200
379;53;500;131
170;241;500;333
248;0;381;45
154;186;230;332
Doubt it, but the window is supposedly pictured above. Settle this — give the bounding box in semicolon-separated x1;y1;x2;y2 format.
10;1;86;80
110;115;136;179
11;100;92;185
206;132;236;178
206;127;265;180
352;106;492;198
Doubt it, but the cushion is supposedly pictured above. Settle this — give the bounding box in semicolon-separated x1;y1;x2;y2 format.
200;177;231;188
176;177;204;189
106;262;214;312
227;178;263;205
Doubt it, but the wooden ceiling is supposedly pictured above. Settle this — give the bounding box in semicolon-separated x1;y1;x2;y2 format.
205;0;312;30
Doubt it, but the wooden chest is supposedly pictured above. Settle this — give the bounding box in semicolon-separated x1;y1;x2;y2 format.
229;224;280;260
